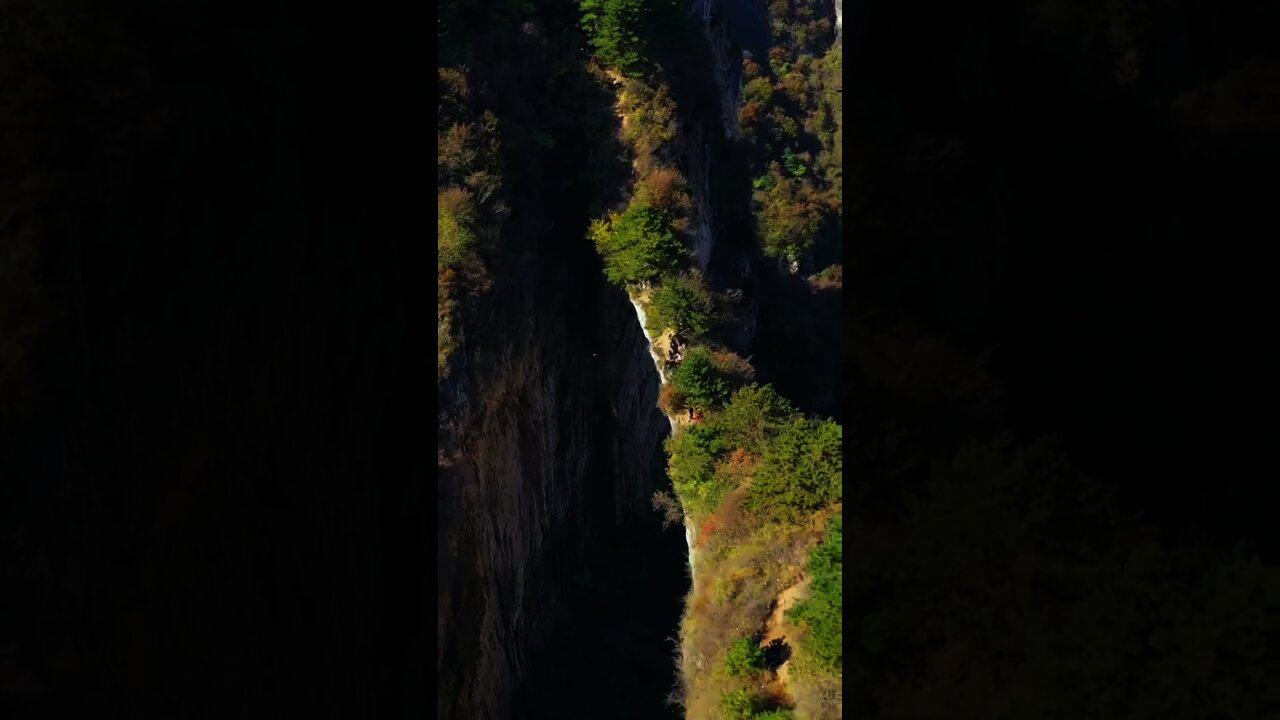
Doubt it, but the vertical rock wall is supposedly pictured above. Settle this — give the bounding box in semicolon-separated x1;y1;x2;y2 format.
436;238;675;720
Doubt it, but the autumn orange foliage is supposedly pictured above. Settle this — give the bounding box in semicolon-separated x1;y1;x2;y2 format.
739;101;765;125
697;515;719;549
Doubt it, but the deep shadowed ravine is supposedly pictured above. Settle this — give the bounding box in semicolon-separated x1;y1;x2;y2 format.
434;4;689;719
435;141;688;719
435;0;847;714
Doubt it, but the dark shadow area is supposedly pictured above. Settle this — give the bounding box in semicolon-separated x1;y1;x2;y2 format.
849;0;1280;717
1;2;426;717
762;638;791;670
752;274;842;421
852;0;1280;558
515;474;687;720
716;0;772;55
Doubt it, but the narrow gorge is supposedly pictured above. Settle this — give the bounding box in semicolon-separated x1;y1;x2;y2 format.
438;0;843;717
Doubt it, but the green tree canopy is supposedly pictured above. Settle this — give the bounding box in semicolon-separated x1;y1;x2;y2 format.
665;422;731;519
747;417;842;520
589;203;687;286
670;346;732;410
743;76;775;107
646;270;714;339
789;514;842;671
714;384;796;456
720;688;759;720
666;422;727;485
757;176;825;262
438;187;477;268
724;635;767;677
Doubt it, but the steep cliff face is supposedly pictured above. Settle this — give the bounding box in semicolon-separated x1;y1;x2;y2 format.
437;229;681;719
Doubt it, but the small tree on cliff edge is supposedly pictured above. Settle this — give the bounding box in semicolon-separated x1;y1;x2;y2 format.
589;203;686;286
671;346;731;410
647;270;714;339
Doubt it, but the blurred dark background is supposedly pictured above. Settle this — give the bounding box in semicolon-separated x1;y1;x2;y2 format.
852;0;1280;558
2;1;423;717
848;1;1280;715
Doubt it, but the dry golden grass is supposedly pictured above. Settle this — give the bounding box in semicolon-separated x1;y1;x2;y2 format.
787;656;843;720
677;496;829;719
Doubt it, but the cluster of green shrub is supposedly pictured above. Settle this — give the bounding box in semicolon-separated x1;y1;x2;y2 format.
644;270;714;339
788;514;842;672
588;202;687;286
659;346;842;716
580;0;655;76
438;187;478;268
746;418;842;521
723;635;767;677
579;0;691;78
664;376;842;529
721;688;796;720
665;419;733;521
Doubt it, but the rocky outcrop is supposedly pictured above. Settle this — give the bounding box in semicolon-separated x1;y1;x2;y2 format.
685;122;718;270
690;0;771;140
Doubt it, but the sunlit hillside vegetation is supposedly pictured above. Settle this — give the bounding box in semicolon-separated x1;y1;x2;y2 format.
578;0;844;717
740;0;842;267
